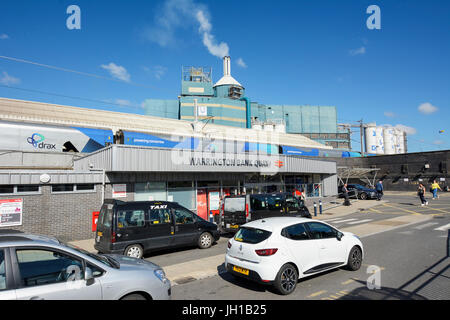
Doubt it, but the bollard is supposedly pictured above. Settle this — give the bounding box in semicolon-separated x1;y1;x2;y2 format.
314;202;317;217
319;200;322;215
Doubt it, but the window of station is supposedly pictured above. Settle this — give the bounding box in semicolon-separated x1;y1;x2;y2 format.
51;184;96;193
0;185;41;194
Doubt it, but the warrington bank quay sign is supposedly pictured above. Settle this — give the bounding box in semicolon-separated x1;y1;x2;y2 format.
189;157;273;168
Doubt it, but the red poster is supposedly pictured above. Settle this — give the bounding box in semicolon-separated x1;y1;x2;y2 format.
196;190;208;220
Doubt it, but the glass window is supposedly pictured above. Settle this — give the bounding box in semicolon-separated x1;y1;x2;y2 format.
98;204;113;228
224;197;246;212
173;207;194;224
267;195;283;210
0;185;14;194
117;210;145;228
234;227;272;244
307;222;337;239
16;249;84;287
250;195;266;210
52;184;74;192
76;184;95;191
86;263;104;278
17;185;40;193
168;188;195;209
148;207;172;225
282;223;310;240
0;250;6;290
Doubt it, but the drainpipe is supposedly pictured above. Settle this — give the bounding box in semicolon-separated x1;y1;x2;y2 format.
240;97;251;129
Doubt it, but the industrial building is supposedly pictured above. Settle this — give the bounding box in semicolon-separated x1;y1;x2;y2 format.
142;56;351;150
0;97;338;241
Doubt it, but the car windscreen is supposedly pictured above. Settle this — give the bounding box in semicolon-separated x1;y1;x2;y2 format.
224;197;246;212
234;227;272;244
63;242;119;269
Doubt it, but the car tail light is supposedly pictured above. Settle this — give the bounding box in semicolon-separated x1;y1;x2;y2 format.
227;241;232;249
245;203;249;217
111;231;116;243
255;248;278;256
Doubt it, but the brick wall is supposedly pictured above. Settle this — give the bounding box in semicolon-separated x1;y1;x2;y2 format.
0;185;102;241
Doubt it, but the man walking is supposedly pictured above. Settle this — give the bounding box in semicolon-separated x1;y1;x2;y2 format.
375;180;384;201
431;180;442;200
343;184;351;206
418;183;428;206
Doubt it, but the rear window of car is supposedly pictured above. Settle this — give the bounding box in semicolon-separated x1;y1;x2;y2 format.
234;227;272;244
98;204;113;228
224;197;246;212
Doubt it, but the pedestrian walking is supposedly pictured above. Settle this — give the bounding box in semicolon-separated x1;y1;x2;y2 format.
417;183;428;206
343;184;351;206
431;180;442;199
375;180;384;201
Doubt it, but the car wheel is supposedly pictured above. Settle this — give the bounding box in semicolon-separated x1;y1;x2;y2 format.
346;246;362;271
198;232;213;249
274;263;298;295
120;293;147;300
359;192;367;200
124;244;144;259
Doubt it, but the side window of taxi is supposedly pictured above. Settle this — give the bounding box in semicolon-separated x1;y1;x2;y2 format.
148;204;172;225
0;250;7;290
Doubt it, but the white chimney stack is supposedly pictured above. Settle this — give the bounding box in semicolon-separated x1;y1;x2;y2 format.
223;56;231;76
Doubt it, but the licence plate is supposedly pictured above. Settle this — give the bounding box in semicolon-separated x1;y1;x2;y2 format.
233;266;249;276
230;224;239;229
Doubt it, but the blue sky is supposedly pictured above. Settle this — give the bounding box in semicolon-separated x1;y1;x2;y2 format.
0;0;449;152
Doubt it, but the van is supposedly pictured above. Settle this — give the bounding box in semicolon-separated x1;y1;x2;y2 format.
220;192;311;233
94;199;220;259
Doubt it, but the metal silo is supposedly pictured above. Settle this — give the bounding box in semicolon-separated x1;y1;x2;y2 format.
364;124;378;154
395;129;405;154
375;126;385;154
383;127;396;155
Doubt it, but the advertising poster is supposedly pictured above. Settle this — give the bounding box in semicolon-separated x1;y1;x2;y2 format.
112;184;127;198
0;198;23;227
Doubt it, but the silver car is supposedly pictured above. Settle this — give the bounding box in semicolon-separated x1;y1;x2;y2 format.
0;232;171;300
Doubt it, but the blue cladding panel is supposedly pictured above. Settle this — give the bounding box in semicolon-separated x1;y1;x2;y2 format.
72;127;113;145
282;146;319;156
123;131;199;150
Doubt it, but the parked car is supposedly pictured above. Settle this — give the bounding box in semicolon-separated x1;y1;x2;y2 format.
0;232;171;300
338;184;377;200
221;192;311;233
94;200;220;259
225;217;364;295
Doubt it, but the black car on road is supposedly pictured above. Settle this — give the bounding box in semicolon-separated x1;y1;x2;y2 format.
338;184;377;200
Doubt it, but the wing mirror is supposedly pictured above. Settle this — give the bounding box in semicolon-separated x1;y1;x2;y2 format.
85;267;95;286
336;232;344;241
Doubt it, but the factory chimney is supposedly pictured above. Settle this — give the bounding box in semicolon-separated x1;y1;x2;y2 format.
213;56;243;88
223;56;231;76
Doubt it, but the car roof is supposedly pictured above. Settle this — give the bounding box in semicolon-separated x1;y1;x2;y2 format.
242;216;313;232
0;233;60;247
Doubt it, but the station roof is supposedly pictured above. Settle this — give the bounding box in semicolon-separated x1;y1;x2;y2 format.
0;97;332;150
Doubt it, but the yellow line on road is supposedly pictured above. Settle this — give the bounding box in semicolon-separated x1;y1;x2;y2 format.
330;295;339;299
321;297;333;300
341;279;355;285
424;207;450;214
369;207;382;213
307;290;327;298
382;203;422;215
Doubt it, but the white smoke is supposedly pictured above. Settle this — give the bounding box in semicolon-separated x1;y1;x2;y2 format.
146;0;229;59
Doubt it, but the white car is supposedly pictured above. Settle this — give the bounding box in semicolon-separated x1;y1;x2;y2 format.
225;217;364;295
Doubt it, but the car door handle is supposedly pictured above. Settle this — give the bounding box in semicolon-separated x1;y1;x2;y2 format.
30;296;44;300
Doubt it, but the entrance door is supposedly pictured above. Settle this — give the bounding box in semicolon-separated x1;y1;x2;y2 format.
196;189;208;220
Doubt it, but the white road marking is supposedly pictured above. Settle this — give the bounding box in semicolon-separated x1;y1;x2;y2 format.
413;222;439;230
346;219;373;225
434;223;450;231
330;218;357;224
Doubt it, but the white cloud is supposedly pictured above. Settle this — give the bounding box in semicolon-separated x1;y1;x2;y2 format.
418;102;438;115
349;46;366;56
394;124;417;135
100;63;131;82
0;71;20;86
384;111;395;118
145;0;229;59
236;57;247;68
115;99;131;106
0;34;9;40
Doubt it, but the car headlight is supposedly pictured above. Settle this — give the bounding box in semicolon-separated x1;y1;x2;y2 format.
154;269;168;284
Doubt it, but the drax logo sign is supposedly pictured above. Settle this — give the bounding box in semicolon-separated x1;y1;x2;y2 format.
27;133;56;150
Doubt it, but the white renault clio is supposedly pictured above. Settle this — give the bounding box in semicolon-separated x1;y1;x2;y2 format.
225;217;364;295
